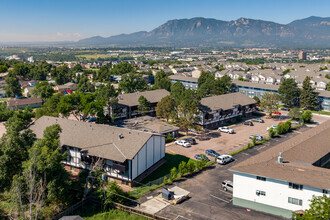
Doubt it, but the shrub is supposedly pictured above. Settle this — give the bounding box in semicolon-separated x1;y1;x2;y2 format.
252;136;257;146
178;161;187;176
170;167;177;181
163;176;168;185
268;127;275;138
302;110;312;123
165;133;175;143
186;160;196;173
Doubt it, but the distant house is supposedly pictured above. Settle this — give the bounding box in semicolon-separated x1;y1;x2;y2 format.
7;97;43;110
111;115;180;138
113;89;170;120
54;82;77;92
29;116;166;187
233;80;279;99
198;92;256;129
168;75;198;90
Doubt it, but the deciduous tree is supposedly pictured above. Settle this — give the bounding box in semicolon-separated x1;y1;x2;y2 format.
156;96;176;122
260;92;280;118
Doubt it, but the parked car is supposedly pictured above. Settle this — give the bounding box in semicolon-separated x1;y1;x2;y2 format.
194;154;209;161
216;155;234;165
249;135;264;141
221;180;233;192
281;107;290;111
175;140;191;148
205;149;220;157
267;125;277;131
243;121;254;126
251;118;264;123
184;138;196;145
218;126;234;134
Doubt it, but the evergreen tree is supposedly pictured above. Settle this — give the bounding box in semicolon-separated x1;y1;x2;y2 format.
300;76;318;110
278;78;300;107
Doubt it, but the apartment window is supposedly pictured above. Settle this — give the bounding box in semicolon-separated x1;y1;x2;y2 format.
289;182;303;190
70;167;75;171
256;190;266;196
288;197;302;206
256;176;266;181
323;189;328;194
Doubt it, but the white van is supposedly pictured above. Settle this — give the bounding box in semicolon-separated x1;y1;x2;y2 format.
217;155;234;165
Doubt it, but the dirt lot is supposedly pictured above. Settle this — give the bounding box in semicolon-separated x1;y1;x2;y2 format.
166;112;329;159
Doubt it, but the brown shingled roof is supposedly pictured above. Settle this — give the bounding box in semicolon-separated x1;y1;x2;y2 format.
200;92;256;112
231;120;330;190
8;97;43;107
117;89;170;107
29;116;158;163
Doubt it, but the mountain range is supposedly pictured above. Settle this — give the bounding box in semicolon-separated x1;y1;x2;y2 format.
78;16;330;47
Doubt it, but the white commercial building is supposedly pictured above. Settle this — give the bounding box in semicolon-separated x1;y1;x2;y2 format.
230;120;330;218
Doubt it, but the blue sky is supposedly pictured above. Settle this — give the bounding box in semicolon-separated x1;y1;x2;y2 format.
0;0;329;42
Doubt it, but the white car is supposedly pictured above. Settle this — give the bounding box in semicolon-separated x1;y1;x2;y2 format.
218;126;234;134
267;125;277;131
217;155;234;165
175;140;191;148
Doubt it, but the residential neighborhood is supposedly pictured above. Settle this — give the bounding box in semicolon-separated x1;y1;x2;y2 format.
0;2;329;219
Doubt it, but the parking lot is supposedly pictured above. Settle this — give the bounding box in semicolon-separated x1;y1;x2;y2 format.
141;125;312;220
166;112;330;159
166;114;287;159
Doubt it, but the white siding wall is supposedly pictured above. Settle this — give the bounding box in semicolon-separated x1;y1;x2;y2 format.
146;138;154;168
154;136;161;162
132;155;138;180
131;135;165;180
137;143;147;175
233;172;326;211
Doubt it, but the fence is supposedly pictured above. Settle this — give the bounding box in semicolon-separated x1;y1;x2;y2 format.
138;173;171;187
112;202;170;220
52;197;100;220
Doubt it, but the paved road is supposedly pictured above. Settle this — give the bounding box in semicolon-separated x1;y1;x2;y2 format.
143;126;310;220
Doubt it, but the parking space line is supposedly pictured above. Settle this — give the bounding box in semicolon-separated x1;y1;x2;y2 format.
257;146;266;151
242;152;249;156
219;189;233;196
210;194;230;203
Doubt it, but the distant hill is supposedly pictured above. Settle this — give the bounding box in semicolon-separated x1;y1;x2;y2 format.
77;16;330;47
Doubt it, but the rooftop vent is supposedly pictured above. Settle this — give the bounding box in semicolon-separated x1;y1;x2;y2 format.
278;152;283;163
118;134;124;139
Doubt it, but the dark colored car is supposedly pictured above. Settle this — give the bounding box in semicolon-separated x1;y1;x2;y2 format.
194;154;209;161
184;138;196;145
281;107;290;111
205;149;220;157
243;121;254;126
251;118;264;123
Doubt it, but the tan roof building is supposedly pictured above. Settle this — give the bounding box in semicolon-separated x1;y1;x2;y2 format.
29;116;166;186
230;120;330;217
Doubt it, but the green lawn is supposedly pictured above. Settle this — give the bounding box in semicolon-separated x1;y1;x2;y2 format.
83;209;147;220
140;153;193;184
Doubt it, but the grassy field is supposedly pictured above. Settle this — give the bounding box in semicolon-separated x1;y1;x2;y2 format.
76;54;115;60
140;153;193;184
